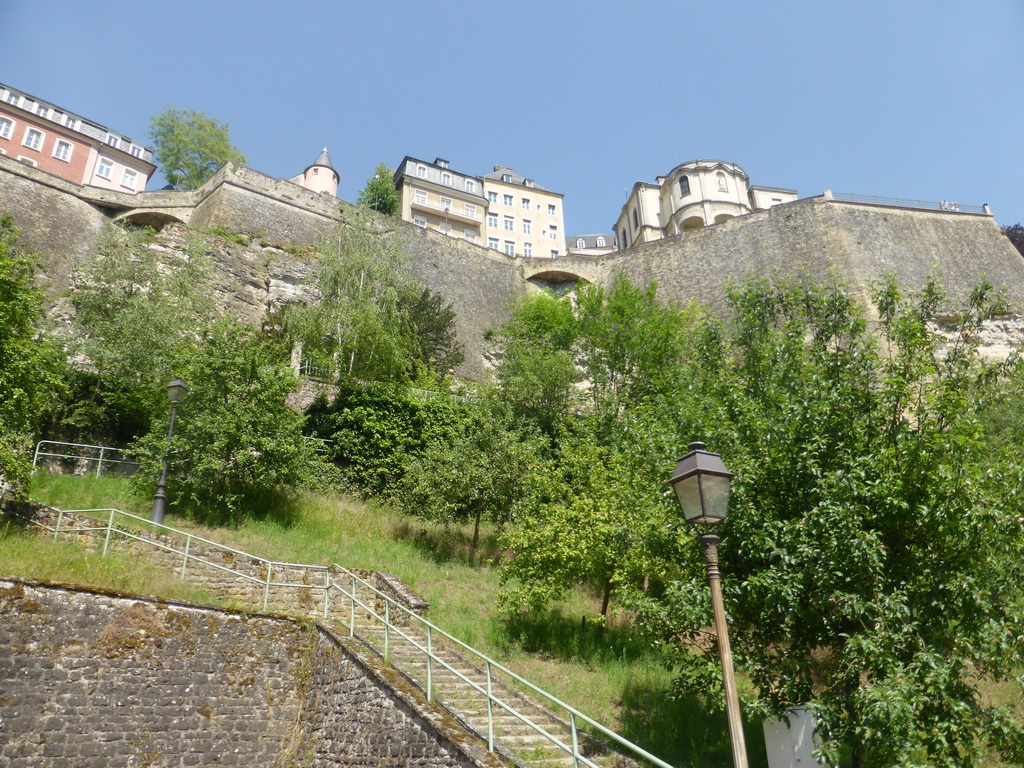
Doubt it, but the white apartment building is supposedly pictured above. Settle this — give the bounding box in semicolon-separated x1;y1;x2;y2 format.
393;157;488;245
615;159;797;249
480;167;565;259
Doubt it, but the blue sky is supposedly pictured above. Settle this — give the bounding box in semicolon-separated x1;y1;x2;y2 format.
3;1;1022;235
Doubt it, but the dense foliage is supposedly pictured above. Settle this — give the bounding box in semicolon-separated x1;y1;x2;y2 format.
357;162;400;215
149;107;247;190
0;215;66;489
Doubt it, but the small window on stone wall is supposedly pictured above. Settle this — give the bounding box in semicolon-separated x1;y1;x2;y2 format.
717;172;728;192
679;175;690;196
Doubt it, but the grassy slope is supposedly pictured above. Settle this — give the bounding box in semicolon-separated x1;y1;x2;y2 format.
10;472;764;768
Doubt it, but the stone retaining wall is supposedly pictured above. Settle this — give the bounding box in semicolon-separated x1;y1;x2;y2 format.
0;577;498;768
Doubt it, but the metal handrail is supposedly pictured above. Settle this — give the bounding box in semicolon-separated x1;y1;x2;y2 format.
30;505;671;768
832;192;985;214
33;441;138;477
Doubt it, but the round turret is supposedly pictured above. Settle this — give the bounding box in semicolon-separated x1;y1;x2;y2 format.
302;147;338;196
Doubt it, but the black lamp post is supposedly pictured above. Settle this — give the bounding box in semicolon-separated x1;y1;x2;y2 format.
666;441;747;768
150;378;188;525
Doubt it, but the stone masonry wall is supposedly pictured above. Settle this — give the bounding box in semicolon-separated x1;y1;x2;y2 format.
0;577;498;768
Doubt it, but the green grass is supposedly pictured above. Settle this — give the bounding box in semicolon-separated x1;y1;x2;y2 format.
17;470;766;768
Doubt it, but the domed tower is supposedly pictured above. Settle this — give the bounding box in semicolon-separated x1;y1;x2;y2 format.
301;147;338;196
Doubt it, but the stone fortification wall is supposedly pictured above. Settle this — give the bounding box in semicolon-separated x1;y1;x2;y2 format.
612;196;1024;315
0;577;497;768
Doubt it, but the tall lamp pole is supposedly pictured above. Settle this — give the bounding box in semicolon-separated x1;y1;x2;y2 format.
150;378;188;525
666;441;747;768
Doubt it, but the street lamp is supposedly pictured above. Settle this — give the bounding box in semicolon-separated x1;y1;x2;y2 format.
666;441;747;768
150;378;188;525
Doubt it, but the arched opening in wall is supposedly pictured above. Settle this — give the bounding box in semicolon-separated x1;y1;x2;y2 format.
114;211;187;231
713;213;734;225
682;216;705;230
526;269;589;297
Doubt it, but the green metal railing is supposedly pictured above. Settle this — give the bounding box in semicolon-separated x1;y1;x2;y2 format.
31;506;671;768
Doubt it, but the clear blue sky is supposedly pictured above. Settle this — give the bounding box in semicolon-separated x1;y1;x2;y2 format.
3;1;1022;235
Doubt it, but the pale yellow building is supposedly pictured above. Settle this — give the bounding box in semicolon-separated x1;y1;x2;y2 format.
393;156;487;244
615;159;797;249
392;158;565;258
481;166;565;259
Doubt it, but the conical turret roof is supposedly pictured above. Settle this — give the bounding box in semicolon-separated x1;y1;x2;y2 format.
306;147;335;173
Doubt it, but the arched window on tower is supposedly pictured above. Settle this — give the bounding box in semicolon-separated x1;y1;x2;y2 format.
717;171;728;192
679;175;690;196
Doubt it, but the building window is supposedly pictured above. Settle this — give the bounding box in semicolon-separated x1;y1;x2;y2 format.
596;236;606;247
121;169;137;189
547;204;556;215
503;194;513;206
487;213;498;228
549;225;558;239
501;173;512;183
632;208;639;227
523;242;532;258
523;220;532;235
521;198;530;210
464;203;476;218
52;140;73;162
416;164;427;178
6;93;19;106
488;237;499;250
35;104;49;119
717;171;728;192
576;238;585;248
127;145;142;158
0;118;12;140
105;134;119;149
22;128;43;151
679;175;690;196
16;156;37;167
439;223;452;234
442;172;452;186
504;241;515;256
465;232;476;243
487;191;497;203
550;250;559;258
97;159;114;179
503;217;514;231
62;114;78;130
466;179;475;193
414;217;427;228
414;189;427;204
440;197;452;212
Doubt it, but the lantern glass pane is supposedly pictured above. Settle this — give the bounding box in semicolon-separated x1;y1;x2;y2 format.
673;475;706;523
700;474;732;522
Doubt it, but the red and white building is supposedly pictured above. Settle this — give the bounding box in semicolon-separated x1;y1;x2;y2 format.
0;82;155;193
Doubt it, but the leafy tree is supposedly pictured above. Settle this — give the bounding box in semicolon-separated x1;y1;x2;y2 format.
495;294;579;435
1003;223;1024;257
357;163;400;216
400;284;464;376
0;214;66;489
287;226;461;383
630;274;1024;767
66;224;215;441
397;400;547;554
149;107;246;190
575;275;693;411
132;317;312;519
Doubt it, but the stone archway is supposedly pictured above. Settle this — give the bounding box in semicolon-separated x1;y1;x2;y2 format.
113;210;188;231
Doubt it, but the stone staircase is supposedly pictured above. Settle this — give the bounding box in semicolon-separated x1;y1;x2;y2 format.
350;615;637;768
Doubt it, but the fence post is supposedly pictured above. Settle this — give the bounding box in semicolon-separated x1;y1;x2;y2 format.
103;510;115;556
322;571;331;620
426;625;433;703
181;536;192;580
571;712;580;768
486;661;495;752
349;574;356;637
263;563;273;612
96;447;105;478
384;601;390;661
53;509;64;542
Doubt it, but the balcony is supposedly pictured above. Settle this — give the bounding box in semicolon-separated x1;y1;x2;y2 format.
411;197;482;224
